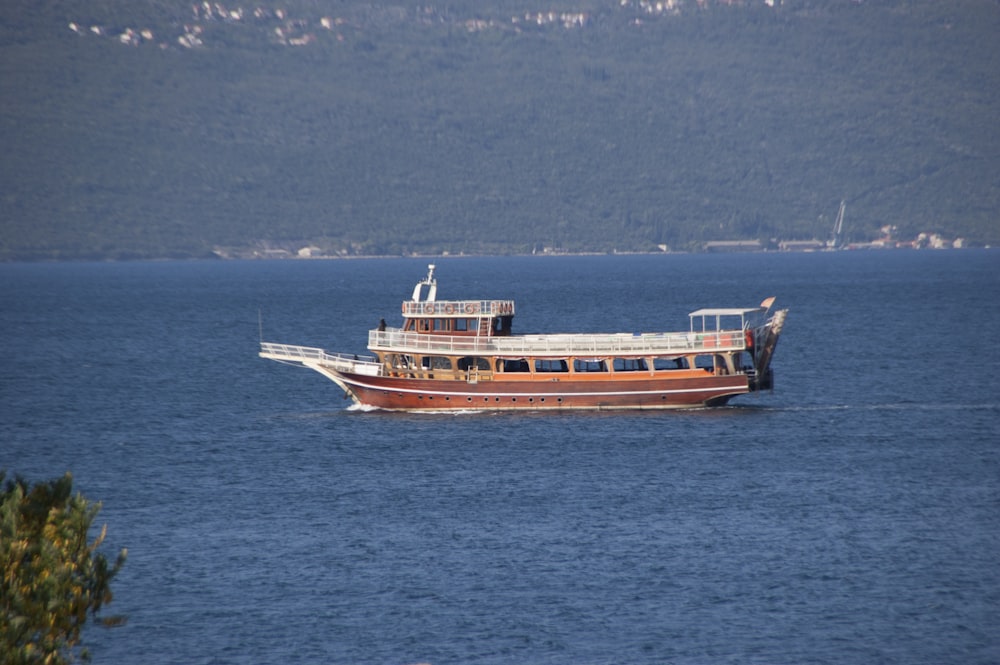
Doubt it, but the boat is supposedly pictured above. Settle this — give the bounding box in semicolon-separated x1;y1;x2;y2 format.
259;264;788;412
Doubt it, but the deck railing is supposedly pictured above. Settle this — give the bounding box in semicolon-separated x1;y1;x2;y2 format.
259;342;381;375
367;328;748;357
401;299;516;317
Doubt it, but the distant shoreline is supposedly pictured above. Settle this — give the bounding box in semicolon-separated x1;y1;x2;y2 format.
2;244;992;264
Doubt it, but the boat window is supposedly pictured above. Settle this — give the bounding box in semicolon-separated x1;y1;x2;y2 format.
421;356;452;370
535;359;569;373
501;359;530;373
458;356;490;371
653;357;688;370
454;318;469;332
714;354;730;375
433;319;448;331
386;354;416;369
573;359;608;373
613;358;647;372
693;354;715;371
390;354;417;370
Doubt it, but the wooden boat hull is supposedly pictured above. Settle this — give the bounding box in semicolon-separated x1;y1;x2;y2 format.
331;370;751;411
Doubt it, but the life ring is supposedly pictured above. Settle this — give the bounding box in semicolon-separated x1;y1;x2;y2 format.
464;302;476;314
444;303;455;315
424;303;435;315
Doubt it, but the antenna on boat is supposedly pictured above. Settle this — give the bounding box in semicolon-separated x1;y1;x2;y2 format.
412;264;437;302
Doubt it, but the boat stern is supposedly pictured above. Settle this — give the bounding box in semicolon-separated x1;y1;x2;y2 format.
749;307;788;391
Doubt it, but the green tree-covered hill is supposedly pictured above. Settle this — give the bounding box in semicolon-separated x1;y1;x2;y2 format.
1;0;998;259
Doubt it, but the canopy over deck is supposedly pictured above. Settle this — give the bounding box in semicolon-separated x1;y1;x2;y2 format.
689;298;775;332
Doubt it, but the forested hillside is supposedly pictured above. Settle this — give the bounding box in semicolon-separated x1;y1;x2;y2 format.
1;0;998;259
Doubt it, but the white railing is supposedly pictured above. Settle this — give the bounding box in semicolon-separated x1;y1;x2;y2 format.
259;342;382;376
402;299;515;317
367;328;748;357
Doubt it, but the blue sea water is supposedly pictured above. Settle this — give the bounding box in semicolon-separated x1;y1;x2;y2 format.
2;251;999;664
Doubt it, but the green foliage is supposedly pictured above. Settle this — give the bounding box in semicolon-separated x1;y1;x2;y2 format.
1;473;126;665
0;0;998;259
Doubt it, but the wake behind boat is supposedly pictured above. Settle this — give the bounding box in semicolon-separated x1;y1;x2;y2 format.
260;265;788;412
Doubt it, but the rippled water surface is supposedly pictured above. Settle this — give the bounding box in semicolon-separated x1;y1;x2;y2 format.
3;252;999;664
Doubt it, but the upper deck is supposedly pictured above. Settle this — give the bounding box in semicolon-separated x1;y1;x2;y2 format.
382;264;770;357
369;327;750;357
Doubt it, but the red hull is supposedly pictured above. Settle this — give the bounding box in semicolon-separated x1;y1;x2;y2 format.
336;372;750;411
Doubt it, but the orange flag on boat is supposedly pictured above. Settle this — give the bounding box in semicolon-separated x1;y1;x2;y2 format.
760;296;776;310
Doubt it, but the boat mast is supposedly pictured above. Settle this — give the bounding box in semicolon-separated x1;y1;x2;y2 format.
827;200;846;250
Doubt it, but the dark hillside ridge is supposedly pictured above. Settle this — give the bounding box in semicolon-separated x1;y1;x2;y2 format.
1;0;998;259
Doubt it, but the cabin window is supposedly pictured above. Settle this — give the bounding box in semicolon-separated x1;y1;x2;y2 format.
613;358;647;372
386;354;416;370
418;319;431;332
693;354;715;371
535;359;569;373
454;318;469;332
653;357;688;371
421;356;452;370
433;319;448;332
458;356;490;371
501;359;530;373
573;359;608;373
714;354;730;375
